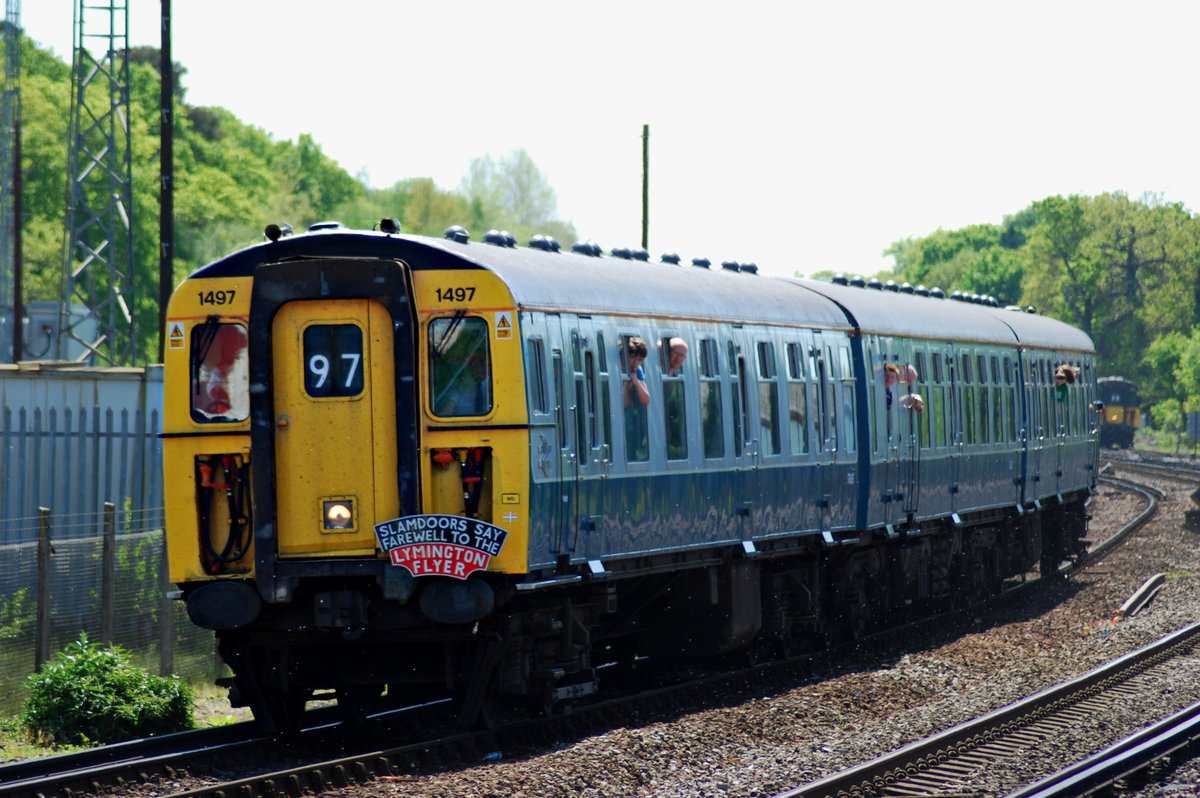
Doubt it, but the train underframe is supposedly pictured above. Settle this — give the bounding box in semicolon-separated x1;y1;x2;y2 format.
212;492;1091;733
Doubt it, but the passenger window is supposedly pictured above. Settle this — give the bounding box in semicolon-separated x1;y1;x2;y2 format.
573;333;588;466
553;350;568;449
838;345;856;454
621;334;649;463
662;336;689;461
595;333;612;458
191;321;250;423
429;316;491;417
700;339;724;459
757;341;781;456
527;337;548;414
787;342;809;454
729;341;744;457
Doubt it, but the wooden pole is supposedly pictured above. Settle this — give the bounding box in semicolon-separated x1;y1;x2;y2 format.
35;507;51;670
160;531;174;675
101;502;115;644
641;124;649;251
157;0;174;364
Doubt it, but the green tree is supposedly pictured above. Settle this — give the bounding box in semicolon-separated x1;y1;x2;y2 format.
1023;193;1195;380
458;148;574;244
890;223;1024;304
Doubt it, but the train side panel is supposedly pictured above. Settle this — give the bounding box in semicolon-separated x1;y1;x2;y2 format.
163;275;255;584
411;267;531;575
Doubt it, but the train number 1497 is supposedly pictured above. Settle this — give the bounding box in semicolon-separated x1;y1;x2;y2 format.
435;286;475;303
198;290;236;305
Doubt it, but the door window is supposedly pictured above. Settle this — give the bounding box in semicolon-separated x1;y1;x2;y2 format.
303;324;364;398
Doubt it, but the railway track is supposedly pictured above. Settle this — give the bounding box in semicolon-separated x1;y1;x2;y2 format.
773;459;1200;798
1010;701;1200;797
775;620;1200;798
0;721;271;798
1;467;1167;798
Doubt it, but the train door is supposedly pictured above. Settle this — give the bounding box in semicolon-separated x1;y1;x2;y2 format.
271;299;399;557
544;318;577;560
1026;358;1046;500
568;319;612;562
897;347;923;523
946;351;962;513
811;334;836;532
875;339;902;528
1051;357;1067;495
727;336;757;521
524;314;563;564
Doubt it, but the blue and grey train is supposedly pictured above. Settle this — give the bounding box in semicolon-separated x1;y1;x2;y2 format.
162;222;1099;731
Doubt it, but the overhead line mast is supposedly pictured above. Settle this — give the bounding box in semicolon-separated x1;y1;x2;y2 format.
60;0;135;365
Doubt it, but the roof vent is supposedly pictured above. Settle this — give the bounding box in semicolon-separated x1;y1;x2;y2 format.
884;280;899;292
832;274;849;285
692;257;711;269
915;284;929;297
900;282;915;294
572;241;602;257
308;221;345;232
444;225;470;243
529;234;560;252
867;278;883;290
721;260;740;272
631;248;650;261
484;229;515;247
849;275;866;288
661;253;681;265
930;287;945;299
264;222;294;242
612;247;633;260
741;263;758;275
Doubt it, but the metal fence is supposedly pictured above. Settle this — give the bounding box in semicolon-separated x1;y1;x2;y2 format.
0;364;219;717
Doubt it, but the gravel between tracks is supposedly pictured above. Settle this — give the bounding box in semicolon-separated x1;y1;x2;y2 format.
327;460;1200;798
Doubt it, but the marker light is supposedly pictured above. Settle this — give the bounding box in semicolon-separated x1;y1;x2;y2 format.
323;499;354;530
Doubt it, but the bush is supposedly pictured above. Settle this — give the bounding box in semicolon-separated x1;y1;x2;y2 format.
21;634;194;745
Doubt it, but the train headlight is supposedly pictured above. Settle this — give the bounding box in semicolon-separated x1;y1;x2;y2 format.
323;499;355;530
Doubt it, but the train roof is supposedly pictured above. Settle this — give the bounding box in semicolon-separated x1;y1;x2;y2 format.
193;228;853;331
191;226;1094;353
787;278;1095;354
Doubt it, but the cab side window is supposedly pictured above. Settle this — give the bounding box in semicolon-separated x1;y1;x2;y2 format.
429;316;491;417
191;321;250;423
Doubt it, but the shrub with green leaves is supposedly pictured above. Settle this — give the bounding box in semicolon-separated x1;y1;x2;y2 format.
21;634;194;745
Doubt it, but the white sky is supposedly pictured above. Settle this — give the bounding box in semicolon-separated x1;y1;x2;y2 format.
20;1;1200;278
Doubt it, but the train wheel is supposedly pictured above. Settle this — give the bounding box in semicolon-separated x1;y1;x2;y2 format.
257;682;309;735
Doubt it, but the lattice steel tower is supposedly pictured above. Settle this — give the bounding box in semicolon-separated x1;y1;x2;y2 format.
60;0;135;364
0;1;19;363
